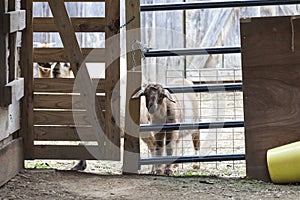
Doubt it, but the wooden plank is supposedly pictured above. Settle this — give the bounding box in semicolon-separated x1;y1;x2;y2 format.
0;109;10;141
0;0;9;107
6;78;24;102
33;48;106;63
34;94;105;109
9;32;17;82
33;17;105;32
33;145;104;160
0;98;21;141
47;0;110;160
34;110;91;126
34;78;106;93
34;126;97;141
7;101;21;136
123;0;142;174
8;0;17;82
241;16;300;182
2;86;12;106
8;2;18;82
20;0;34;159
123;72;142;174
241;17;300;67
0;138;23;187
1;78;24;107
3;10;26;33
126;0;141;71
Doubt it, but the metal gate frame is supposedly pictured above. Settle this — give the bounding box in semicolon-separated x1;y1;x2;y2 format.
123;0;300;174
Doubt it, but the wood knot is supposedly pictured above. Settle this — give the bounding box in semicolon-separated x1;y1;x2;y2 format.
108;19;121;34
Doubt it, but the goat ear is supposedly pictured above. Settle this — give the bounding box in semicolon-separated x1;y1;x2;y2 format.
38;62;51;68
131;89;144;99
163;89;176;103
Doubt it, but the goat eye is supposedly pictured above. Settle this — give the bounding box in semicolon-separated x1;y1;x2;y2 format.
159;94;165;99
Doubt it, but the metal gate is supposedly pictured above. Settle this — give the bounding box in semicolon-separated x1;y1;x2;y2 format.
123;0;300;173
23;0;120;161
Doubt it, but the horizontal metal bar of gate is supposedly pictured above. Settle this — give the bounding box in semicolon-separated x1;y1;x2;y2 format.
140;121;244;132
141;0;300;12
144;47;241;57
165;83;242;94
139;154;245;165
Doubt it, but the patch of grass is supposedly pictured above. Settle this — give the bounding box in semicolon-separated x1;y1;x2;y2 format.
24;160;52;169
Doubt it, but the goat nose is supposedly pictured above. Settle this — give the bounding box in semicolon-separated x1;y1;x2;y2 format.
148;103;156;114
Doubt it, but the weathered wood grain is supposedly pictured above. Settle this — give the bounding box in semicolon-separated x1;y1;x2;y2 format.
33;145;101;160
123;0;142;174
20;0;34;159
241;17;300;67
34;126;97;141
0;138;23;187
241;16;300;182
6;78;24;102
8;1;18;83
0;0;9;106
34;78;106;93
33;17;105;32
3;10;26;33
34;110;91;125
33;48;106;62
34;94;105;109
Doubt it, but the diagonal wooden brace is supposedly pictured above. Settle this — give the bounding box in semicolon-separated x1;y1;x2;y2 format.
47;0;106;156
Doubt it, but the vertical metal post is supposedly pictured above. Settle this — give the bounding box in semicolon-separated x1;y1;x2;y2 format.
183;0;187;79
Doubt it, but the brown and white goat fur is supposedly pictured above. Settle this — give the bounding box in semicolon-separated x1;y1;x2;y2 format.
132;82;200;175
37;62;74;78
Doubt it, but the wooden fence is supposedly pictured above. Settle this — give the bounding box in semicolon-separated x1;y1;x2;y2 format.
0;0;25;187
24;0;120;161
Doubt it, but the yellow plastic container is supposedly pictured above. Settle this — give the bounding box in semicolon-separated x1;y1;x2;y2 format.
267;141;300;184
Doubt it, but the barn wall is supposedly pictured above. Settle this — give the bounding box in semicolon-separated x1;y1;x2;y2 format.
0;0;25;187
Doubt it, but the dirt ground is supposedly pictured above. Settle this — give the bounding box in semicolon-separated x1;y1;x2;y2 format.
1;168;299;200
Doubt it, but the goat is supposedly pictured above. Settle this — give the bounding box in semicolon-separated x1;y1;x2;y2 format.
37;62;52;78
139;98;156;158
36;62;74;78
132;82;200;175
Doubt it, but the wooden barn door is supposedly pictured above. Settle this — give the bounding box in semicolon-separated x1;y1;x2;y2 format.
24;0;120;161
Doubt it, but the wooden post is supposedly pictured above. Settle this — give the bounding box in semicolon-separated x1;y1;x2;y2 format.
123;0;142;174
241;16;300;181
20;0;34;159
0;0;10;106
104;0;121;160
8;0;17;82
